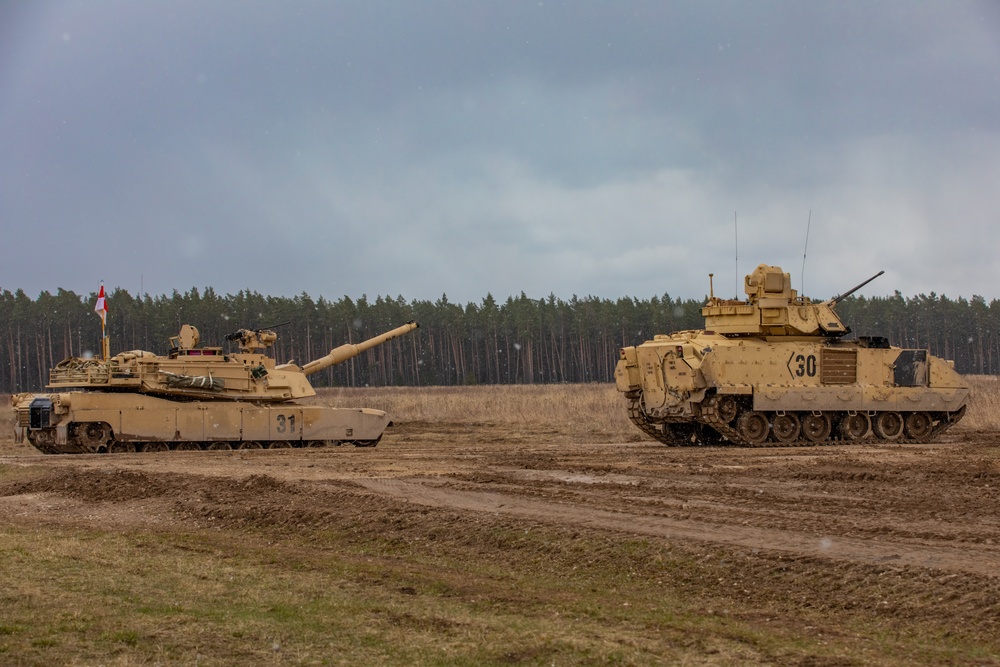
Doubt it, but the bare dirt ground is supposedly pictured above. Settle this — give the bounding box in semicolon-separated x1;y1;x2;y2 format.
5;424;998;580
1;405;999;664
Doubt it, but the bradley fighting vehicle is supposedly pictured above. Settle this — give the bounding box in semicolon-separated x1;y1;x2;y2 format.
615;265;969;446
11;321;419;454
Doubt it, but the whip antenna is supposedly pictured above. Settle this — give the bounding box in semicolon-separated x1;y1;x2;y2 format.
801;210;811;296
734;211;739;298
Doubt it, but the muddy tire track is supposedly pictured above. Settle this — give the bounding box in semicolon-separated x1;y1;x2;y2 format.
356;477;1000;577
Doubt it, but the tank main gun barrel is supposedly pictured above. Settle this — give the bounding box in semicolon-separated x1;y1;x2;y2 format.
300;321;419;376
830;270;884;305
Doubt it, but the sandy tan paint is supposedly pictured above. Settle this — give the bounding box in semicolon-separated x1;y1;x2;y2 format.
11;321;419;453
615;264;969;446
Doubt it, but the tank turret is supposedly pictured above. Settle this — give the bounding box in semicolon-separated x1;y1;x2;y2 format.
701;264;884;337
12;320;420;454
44;320;419;402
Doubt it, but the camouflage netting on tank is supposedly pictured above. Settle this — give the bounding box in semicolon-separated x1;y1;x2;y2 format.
53;357;100;371
162;371;225;391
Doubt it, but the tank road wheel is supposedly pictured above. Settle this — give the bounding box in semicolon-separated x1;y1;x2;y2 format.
268;440;293;449
838;413;870;441
736;412;770;445
141;442;169;453
206;442;233;451
173;442;201;451
801;413;832;443
238;441;263;450
904;412;934;440
353;439;380;448
715;396;739;424
76;422;112;450
109;441;136;454
873;412;904;441
873;412;905;441
771;413;801;444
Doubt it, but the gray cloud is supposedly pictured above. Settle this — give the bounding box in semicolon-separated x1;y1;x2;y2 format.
2;1;999;305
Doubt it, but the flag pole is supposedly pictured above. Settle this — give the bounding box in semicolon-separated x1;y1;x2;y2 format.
95;281;110;361
102;314;109;361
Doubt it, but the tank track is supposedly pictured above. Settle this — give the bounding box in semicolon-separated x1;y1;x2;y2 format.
699;396;748;446
631;393;967;448
626;396;684;445
625;396;716;446
22;437;380;455
26;435;61;455
926;404;967;441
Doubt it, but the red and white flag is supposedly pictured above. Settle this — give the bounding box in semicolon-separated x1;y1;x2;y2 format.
94;282;108;326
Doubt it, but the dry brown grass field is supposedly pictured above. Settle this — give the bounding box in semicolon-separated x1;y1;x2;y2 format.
313;383;639;443
0;379;998;666
316;375;1000;434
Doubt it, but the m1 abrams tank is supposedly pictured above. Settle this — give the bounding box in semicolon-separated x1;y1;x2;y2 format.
615;265;969;447
11;321;419;454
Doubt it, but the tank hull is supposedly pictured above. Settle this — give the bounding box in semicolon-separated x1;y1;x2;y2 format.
12;392;390;454
616;331;969;447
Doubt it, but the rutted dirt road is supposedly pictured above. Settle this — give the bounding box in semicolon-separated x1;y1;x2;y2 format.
2;421;999;664
3;422;998;578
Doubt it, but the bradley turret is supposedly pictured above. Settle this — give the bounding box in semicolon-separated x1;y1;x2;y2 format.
13;320;420;454
701;264;884;338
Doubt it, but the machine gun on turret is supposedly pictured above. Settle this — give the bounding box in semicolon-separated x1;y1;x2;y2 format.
224;321;291;352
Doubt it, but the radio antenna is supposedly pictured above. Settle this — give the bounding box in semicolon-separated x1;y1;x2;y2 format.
801;210;811;296
734;211;739;298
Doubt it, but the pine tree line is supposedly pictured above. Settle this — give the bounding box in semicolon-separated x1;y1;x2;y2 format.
1;286;997;393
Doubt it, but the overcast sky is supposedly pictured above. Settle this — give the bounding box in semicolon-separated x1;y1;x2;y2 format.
2;1;999;305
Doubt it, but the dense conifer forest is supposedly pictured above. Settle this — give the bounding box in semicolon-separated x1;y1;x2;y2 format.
1;285;997;392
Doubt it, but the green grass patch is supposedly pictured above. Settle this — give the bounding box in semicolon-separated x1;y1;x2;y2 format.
1;518;996;666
